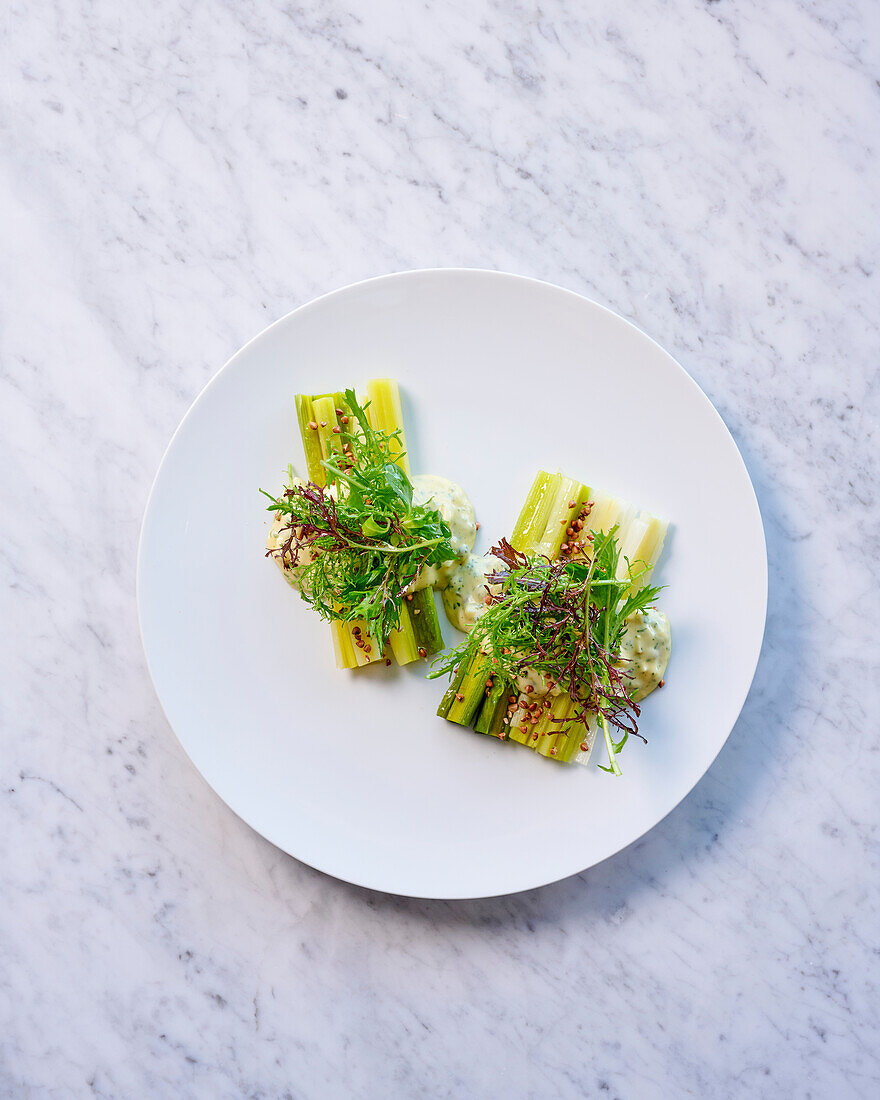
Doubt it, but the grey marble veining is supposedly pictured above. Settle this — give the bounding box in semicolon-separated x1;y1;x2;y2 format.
1;0;879;1096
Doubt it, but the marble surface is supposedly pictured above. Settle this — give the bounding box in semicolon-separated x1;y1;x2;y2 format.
2;0;879;1095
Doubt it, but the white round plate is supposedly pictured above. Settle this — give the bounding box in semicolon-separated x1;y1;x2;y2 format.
138;270;766;898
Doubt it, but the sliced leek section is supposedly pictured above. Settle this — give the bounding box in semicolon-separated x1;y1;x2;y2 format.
364;377;410;476
435;469;669;768
362;377;439;666
295;390;349;485
282;379;445;670
510;471;556;552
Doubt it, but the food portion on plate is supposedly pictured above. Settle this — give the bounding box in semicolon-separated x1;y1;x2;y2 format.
261;378;478;668
262;382;671;774
429;472;671;773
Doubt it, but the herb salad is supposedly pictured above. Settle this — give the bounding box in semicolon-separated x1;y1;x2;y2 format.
262;384;671;774
262;386;459;660
430;531;667;773
430;470;671;772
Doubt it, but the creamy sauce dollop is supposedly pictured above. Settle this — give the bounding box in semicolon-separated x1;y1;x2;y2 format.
267;509;314;592
440;551;503;633
411;475;505;633
618;607;671;701
412;475;476;560
410;474;477;594
267;480;341;590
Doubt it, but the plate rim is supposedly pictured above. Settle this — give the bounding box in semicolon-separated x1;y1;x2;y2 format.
137;267;768;899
